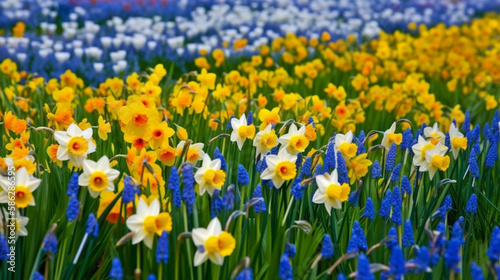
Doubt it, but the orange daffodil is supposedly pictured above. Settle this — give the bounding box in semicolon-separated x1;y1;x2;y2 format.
78;156;120;198
313;169;350;215
192;217;236;266
194;154;226;196
54;123;96;167
126;197;172;249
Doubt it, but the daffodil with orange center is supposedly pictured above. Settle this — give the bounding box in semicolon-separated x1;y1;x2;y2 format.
54;123;96;167
176;141;205;164
260;148;297;188
118;101;159;137
79;156;120;198
0;168;41;208
145;121;175;149
195;154;226;196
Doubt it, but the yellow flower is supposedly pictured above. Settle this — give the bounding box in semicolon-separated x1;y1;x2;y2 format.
230;114;256;150
258;107;281;130
313;170;350;215
346;154;372;184
118;101;159;137
98;116;111;141
0;168;41;208
141;81;162;98
197;68;216;90
260;148;297;188
145;121;175;149
253;124;278;160
192;217;235;266
278;123;309;155
194;154;226;196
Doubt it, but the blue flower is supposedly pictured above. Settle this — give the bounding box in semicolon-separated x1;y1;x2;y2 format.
362;198;375;220
347;220;367;253
487;226;500;262
214;147;227;170
167;168;181;208
371;160;382;179
357;254;375;280
211;190;225;217
86;213;99;237
224;187;235;210
445;132;451;150
390;163;401;182
380;189;392;218
355;137;366;155
414;246;430;273
386;142;397;172
300;156;312;177
284;242;296;258
337;273;347;280
451;217;464;243
147;275;156;280
66;194;80;222
123;176;137;204
235;268;253;280
324;142;335;173
462;110;471;134
466;193;477;213
470;262;484;280
156;231;169;264
226;115;235;130
442;195;453;210
247;111;253;125
486;141;498;167
389;246;406;279
0;234;9;260
401;175;412;195
308;117;315;127
182;164;195;213
295;152;303;170
238;164;250;185
336;151;349;184
67;172;79;196
348;188;360;206
403;220;414;247
290;175;304;200
109;257;123;279
386;227;398;250
468;148;480;178
401;129;414;151
444;238;462;272
358;130;366;143
492;110;499;133
321;234;334;259
313;163;323;180
252;184;266;213
42;232;58;253
33;272;44;280
391;186;402;226
279;254;293;280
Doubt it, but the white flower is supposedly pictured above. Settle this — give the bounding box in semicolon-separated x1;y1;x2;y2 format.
411;135;435;167
230;114;255;150
424;123;445;145
0;209;28;237
194;154;226;196
78;156;120;198
260;148;297;188
334;131;357;158
0;167;41;208
419;143;450;179
177;141;205;164
448;122;467;159
126;198;172;249
312;169;350;215
253;124;278;160
278;123;309;155
192;217;235;266
381;122;402;149
54;123;96;167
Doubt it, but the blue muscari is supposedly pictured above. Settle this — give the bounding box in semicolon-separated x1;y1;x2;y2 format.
290;174;304;200
389;246;406;280
371;160;382;179
401;175;412;195
355;136;366;155
123;176;138;204
466;193;478;213
390;163;401;182
403;220;415;247
42;232;58;253
223;187;235;210
156;231;169;264
487;226;500;262
321;234;334;259
238;164;250;185
444;238;462;272
337;273;347;280
67;172;79;196
252;184;266;213
33;272;44;280
66;194;80;222
492;110;500;133
401;129;414;151
300;157;312;177
386;142;397;172
147;275;156;280
211;190;225;217
357;254;375;280
336;151;349;184
247;111;253;125
391;186;402;226
347;220;367;253
313;163;323;183
279;254;293;280
0;234;8;260
182;164;195;213
348;189;360;206
295;152;303;171
445;132;451;150
468;148;480;178
168;167;182;208
86;213;99;237
235;268;253;280
227;116;235;130
109;257;123;280
323;142;336;173
463;110;471;134
358;130;365;143
386;227;398;250
362;197;375;220
414;246;430;273
284;242;296;258
379;189;392;218
451;217;464;243
486;141;498;167
470;262;485;280
214;147;227;170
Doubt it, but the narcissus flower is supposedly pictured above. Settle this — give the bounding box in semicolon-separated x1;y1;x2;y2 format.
194;154;226;196
230;113;256;150
448;122;467;159
0;167;41;208
260;148;297;188
278;123;309;155
420;143;450;179
346;153;372;184
253;124;278;160
412;135;437;167
192;217;235;266
126;198;172;249
176;141;205;164
313;169;350;215
424;123;445;145
54;123;96;167
98;116;111;141
335;131;357;159
381;122;402;149
78;156;120;198
146;121;175;149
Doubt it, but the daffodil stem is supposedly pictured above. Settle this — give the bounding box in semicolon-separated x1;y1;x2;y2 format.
282;196;294;226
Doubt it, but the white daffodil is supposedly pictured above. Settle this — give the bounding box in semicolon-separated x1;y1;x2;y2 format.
54;123;96;167
194;154;226;196
312;169;350;215
419;143;451;179
412;135;436;167
260;148;297;188
253;124;278;160
0;167;41;208
381;122;402;149
78;156;120;198
126;198;172;249
0;209;28;237
192;217;236;266
448;122;467;159
278;123;309;155
176;141;205;164
230;113;255;150
334;131;357;158
424;123;445;145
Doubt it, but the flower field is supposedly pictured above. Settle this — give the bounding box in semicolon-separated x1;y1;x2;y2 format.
1;1;500;279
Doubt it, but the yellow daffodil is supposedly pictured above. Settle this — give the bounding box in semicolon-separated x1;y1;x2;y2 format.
192;217;235;266
313;169;350;215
